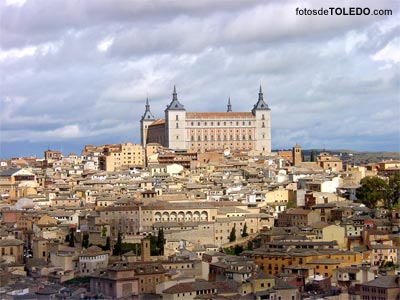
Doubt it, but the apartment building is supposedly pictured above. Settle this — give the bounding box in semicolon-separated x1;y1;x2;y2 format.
98;142;144;172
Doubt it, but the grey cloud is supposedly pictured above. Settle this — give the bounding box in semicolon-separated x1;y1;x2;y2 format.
0;0;399;157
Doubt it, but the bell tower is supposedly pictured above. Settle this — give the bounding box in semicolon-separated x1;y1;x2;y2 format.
140;98;155;148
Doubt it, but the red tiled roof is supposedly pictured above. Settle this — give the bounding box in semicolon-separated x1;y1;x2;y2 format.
186;112;253;119
149;119;165;126
163;281;215;294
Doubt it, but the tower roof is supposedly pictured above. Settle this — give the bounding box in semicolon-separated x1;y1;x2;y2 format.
166;86;185;111
141;98;155;121
252;85;270;113
227;97;232;112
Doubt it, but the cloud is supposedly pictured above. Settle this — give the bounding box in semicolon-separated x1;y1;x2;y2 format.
0;0;399;157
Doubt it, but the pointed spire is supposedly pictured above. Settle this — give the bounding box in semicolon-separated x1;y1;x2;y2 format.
258;84;264;101
252;84;270;114
172;85;178;101
141;97;155;121
166;85;185;111
227;97;232;112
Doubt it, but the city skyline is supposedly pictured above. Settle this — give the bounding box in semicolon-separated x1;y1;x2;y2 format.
1;0;400;158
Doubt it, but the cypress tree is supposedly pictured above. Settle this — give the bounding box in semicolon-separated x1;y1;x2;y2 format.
104;237;111;251
310;150;315;162
242;222;248;237
113;231;122;256
229;225;236;242
82;233;89;248
157;228;165;255
68;228;75;247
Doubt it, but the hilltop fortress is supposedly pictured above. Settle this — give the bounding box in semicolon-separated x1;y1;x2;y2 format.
140;86;271;153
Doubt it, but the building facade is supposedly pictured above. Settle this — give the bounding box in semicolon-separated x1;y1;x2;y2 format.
141;86;271;153
97;142;144;172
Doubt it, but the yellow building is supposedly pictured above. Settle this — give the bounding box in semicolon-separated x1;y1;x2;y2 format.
245;249;363;277
316;152;343;172
265;189;289;204
0;168;37;198
0;239;24;264
313;224;347;249
98;142;144;172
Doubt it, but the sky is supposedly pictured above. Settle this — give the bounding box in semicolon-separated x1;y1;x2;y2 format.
0;0;399;158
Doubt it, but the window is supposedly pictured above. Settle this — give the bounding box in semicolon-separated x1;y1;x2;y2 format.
176;123;179;128
198;122;200;126
176;115;179;120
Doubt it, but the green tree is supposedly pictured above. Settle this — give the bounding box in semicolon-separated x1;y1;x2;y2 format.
241;223;248;237
386;173;400;209
157;228;165;255
113;231;122;256
247;240;254;250
68;228;75;247
229;225;236;242
234;245;243;256
310;150;315;162
82;233;89;248
104;237;111;251
150;235;159;256
356;176;388;209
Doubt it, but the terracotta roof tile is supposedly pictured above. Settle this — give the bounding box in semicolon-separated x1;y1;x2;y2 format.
186;112;254;119
149;119;165;126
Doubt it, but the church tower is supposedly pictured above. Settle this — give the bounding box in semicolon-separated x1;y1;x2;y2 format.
140;98;155;148
292;145;302;166
252;85;271;153
165;86;186;149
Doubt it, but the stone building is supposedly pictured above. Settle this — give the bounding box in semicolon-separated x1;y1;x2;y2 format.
0;239;24;264
98;142;144;172
358;275;400;300
141;86;271;153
